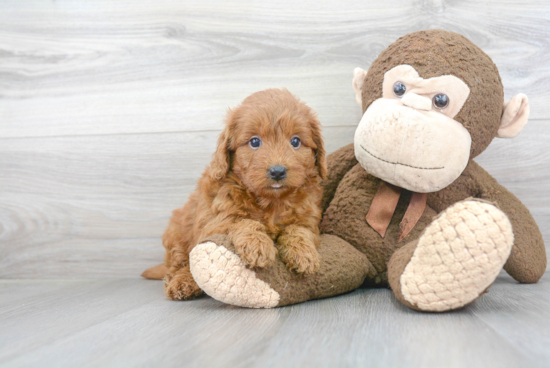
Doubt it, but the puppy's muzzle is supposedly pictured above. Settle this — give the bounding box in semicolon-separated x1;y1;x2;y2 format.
268;165;287;181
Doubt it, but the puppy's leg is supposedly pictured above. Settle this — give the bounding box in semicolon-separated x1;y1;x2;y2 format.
164;263;203;301
277;225;320;274
162;211;204;301
230;219;277;269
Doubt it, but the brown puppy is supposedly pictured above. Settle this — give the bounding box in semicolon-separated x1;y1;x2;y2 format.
144;89;327;301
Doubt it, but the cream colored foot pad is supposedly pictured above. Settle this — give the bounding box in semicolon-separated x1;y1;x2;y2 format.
190;242;280;308
400;200;514;311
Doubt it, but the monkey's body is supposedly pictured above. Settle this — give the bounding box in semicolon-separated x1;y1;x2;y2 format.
322;144;545;286
186;30;546;312
320;144;544;310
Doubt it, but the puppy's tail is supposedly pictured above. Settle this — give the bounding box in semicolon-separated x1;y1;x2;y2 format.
141;264;167;280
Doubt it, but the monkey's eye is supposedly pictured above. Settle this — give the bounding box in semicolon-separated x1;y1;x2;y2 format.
433;94;449;109
393;82;406;97
249;137;262;149
290;136;301;149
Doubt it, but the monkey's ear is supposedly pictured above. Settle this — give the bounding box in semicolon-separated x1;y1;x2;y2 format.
352;67;368;107
497;94;530;138
209;112;233;181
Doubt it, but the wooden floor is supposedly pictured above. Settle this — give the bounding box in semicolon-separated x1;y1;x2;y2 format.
1;272;549;368
1;1;550;367
1;0;549;279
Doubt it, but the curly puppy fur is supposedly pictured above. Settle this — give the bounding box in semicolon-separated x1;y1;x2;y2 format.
147;89;327;301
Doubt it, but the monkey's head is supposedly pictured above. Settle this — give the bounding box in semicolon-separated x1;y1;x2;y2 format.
352;30;530;193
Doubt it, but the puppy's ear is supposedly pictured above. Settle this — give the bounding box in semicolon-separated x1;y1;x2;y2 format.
209;111;234;181
310;117;327;180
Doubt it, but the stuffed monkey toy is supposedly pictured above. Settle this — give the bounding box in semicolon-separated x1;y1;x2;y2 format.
188;30;546;311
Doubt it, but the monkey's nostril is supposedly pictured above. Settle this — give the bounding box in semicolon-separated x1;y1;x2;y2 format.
268;165;287;181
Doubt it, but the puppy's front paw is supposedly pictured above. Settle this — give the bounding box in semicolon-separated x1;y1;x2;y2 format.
234;232;277;269
278;234;320;275
279;243;320;274
164;269;203;301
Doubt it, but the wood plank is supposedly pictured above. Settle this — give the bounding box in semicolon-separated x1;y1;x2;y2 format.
0;121;548;278
0;279;85;308
0;279;162;364
470;274;550;363
0;127;354;278
1;275;548;367
1;0;550;138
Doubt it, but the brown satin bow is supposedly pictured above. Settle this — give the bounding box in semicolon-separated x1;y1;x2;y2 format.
366;181;428;242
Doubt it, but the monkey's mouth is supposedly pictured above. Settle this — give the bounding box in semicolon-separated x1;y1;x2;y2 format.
360;144;444;171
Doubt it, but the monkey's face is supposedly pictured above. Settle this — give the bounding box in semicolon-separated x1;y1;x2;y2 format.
354;65;472;193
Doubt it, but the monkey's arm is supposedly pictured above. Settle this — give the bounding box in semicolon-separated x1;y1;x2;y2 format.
475;163;546;283
320;143;358;213
432;161;546;283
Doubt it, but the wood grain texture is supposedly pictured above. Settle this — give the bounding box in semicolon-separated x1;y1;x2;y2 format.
0;122;547;278
0;127;356;278
0;0;549;278
1;0;550;138
1;274;549;367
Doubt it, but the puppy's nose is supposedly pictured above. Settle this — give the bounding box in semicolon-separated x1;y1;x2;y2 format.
268;165;287;181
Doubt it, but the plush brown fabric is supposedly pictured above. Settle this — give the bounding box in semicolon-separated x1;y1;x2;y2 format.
204;234;374;307
320;143;357;213
361;29;504;158
321;163;438;285
321;157;546;287
318;30;545;295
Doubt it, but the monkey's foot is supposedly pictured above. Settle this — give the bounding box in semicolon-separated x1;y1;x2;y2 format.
190;239;280;308
190;234;371;308
391;199;514;312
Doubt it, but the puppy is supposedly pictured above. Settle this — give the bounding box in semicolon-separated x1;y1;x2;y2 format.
143;88;327;301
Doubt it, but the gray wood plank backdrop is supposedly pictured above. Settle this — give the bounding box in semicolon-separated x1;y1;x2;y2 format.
0;0;549;278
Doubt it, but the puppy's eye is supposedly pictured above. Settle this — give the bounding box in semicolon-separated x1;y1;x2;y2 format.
290;136;301;149
393;82;406;98
433;94;449;109
249;137;262;149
